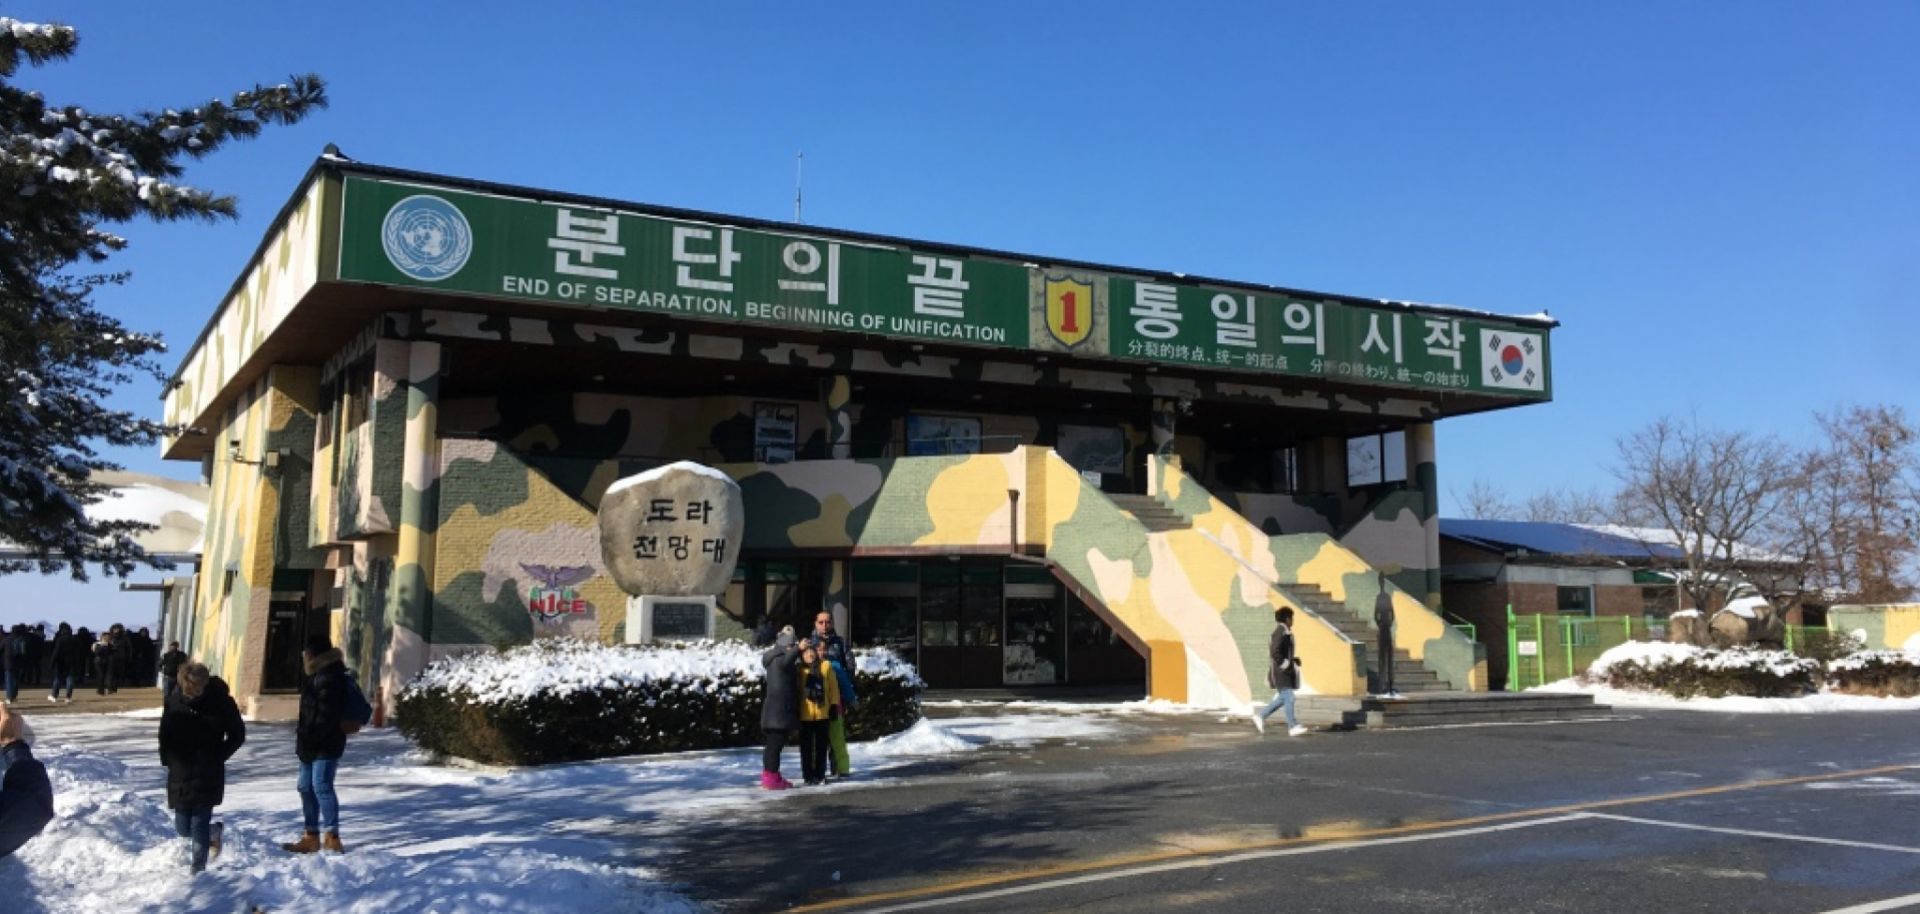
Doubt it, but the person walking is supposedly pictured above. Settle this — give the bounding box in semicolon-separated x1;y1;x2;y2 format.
281;634;350;855
1;625;20;706
158;642;189;703
92;629;115;695
48;624;79;703
159;662;246;873
1373;572;1399;698
107;624;131;694
758;627;801;790
795;637;842;787
0;704;54;858
1253;607;1309;736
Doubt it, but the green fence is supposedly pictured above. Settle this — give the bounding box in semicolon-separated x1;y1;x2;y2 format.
1505;608;1660;691
1506;611;1847;689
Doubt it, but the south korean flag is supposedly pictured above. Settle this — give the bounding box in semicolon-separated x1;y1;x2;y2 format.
1479;329;1544;391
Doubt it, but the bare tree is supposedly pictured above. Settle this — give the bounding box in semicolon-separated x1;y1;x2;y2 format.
1613;417;1801;613
1812;405;1919;602
1453;477;1516;520
1523;487;1616;525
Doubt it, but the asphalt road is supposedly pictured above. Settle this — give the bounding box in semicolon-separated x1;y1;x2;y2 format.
648;707;1920;913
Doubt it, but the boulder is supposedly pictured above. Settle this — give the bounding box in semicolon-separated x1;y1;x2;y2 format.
598;462;744;597
1667;610;1713;647
1708;596;1785;649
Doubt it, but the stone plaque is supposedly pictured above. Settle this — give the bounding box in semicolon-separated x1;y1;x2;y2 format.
652;600;712;639
598;461;745;597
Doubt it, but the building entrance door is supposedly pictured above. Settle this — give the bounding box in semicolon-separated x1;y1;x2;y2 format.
917;561;1003;689
262;570;327;692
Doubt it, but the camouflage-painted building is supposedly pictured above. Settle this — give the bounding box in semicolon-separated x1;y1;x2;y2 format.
160;154;1556;717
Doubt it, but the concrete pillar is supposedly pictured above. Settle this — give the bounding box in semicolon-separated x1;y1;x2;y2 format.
383;341;442;711
1150;397;1179;462
1408;422;1441;607
823;374;853;460
824;560;851;636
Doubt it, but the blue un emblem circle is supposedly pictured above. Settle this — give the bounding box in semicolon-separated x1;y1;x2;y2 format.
380;195;473;282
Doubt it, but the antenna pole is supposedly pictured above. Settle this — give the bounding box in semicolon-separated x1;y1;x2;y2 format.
794;151;804;223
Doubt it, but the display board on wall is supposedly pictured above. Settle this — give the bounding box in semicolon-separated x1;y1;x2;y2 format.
339;171;1553;401
753;403;797;464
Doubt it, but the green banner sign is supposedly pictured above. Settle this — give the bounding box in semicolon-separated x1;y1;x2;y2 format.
337;175;1551;399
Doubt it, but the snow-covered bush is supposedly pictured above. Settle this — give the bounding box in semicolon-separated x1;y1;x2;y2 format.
1585;641;1819;698
1786;628;1866;665
1827;651;1920;698
395;639;924;765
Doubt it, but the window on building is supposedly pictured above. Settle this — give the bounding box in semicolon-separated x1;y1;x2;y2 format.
1345;431;1407;487
1273;447;1299;493
1556;585;1593;617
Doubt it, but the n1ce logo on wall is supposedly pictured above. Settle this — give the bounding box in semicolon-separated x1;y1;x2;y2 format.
520;563;595;624
1480;329;1543;391
381;194;473;281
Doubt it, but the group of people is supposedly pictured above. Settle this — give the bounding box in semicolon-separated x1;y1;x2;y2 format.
757;611;859;789
0;632;364;872
2;621;171;703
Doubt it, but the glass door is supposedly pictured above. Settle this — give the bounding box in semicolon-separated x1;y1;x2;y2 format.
957;562;1003;688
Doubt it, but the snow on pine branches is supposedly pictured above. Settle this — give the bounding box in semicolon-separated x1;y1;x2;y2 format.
0;15;324;578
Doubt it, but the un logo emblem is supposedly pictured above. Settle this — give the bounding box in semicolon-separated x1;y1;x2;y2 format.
380;195;472;282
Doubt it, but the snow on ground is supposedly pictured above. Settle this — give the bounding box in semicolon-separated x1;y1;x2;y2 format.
2;708;1127;914
1531;679;1920;713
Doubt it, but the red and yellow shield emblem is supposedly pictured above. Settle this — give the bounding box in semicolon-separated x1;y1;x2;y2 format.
1044;276;1095;348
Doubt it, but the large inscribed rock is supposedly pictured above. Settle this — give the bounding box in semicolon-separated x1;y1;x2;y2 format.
598;462;744;597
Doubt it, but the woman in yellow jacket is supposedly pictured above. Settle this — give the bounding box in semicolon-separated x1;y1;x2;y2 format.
796;639;843;786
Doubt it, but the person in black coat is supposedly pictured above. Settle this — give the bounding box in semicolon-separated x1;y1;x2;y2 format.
158;643;189;703
1;625;20;704
1253;607;1308;736
49;624;80;702
281;633;350;855
1373;572;1398;698
158;663;246;872
0;705;54;858
758;627;801;790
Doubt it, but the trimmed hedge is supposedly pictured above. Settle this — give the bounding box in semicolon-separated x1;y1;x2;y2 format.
1788;629;1866;666
1828;651;1920;698
395;639;923;766
1587;643;1819;699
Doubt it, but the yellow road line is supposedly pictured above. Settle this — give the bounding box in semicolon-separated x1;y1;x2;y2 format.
788;762;1916;913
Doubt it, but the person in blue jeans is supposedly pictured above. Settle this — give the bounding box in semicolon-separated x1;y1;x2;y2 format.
281;633;351;854
1253;607;1309;737
159;662;246;872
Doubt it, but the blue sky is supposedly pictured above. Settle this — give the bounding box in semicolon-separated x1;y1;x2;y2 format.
6;2;1916;631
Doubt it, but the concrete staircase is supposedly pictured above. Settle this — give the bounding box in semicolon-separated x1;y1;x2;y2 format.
1108;494;1192;532
1294;691;1613;729
1288;583;1451;694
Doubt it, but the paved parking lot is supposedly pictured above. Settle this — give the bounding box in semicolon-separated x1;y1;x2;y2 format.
651;708;1920;913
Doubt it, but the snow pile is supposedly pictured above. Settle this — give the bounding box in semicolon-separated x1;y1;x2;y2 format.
1534;679;1920;713
10;736;699;914
866;718;979;756
4;703;1143;912
1905;632;1920;654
